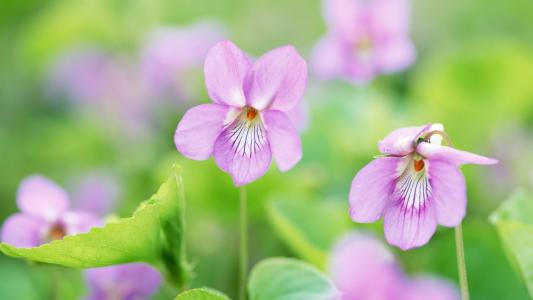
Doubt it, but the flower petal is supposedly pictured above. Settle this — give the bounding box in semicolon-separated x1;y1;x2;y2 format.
375;38;416;74
1;214;46;247
17;175;69;221
323;0;364;41
417;143;498;166
378;125;428;156
244;46;307;111
61;211;102;236
263;110;302;172
204;40;251;107
175;104;230;160
401;276;460;300
428;160;467;227
349;157;401;222
213;117;272;186
383;199;437;250
311;36;346;80
329;232;403;300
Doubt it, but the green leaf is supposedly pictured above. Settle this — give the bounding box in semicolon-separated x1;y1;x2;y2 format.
267;199;350;269
490;188;533;297
0;164;191;287
175;288;231;300
248;257;339;300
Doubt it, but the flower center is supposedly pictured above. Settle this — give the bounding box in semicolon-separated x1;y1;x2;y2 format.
246;106;258;121
48;223;66;241
354;35;373;60
413;159;425;172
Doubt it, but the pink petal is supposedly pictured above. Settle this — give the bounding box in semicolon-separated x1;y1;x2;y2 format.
349;157;400;222
1;214;46;247
213;121;272;186
401;276;460;300
204;40;251;107
378;125;428;156
311;36;346;80
17;175;69;221
61;211;102;235
175;104;230;160
329;232;403;300
383;200;437;250
417;143;498;166
263;110;302;172
323;0;364;41
375;38;416;73
244;46;307;112
429;160;467;227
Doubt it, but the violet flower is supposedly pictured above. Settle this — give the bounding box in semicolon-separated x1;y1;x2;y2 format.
84;263;162;300
174;40;307;186
312;0;415;84
1;175;101;248
349;124;497;250
330;232;460;300
140;21;225;100
71;172;120;218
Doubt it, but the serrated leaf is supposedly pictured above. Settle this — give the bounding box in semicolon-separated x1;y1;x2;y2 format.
248;257;339;300
490;188;533;297
266;199;350;269
175;288;231;300
0;165;190;287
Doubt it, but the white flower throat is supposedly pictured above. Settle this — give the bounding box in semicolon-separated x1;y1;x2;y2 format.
226;106;267;158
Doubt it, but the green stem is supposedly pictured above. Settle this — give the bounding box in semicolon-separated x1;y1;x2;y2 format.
455;224;470;300
239;186;248;300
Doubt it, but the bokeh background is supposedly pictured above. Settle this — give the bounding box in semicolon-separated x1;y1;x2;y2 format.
1;0;532;299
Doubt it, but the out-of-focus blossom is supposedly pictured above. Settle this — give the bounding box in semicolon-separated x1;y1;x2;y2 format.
330;232;460;300
312;0;416;84
84;263;162;300
49;48;152;136
349;124;497;250
174;40;307;186
72;172;120;218
140;21;225;101
1;175;101;248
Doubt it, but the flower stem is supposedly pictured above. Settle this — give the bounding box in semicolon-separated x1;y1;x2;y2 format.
455;224;470;300
239;186;248;300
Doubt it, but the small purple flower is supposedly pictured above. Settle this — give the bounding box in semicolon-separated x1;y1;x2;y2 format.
312;0;415;84
1;175;101;248
84;263;162;300
330;232;460;300
71;172;120;218
174;40;307;186
140;21;225;100
349;124;497;250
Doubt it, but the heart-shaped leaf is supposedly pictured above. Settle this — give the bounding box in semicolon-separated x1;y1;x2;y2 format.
490;188;533;297
248;257;339;300
0;165;191;287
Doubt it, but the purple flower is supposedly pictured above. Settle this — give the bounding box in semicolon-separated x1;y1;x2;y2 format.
330;232;460;300
71;172;120;218
174;40;308;186
84;263;162;300
140;21;225;100
349;124;497;250
1;175;101;248
312;0;415;84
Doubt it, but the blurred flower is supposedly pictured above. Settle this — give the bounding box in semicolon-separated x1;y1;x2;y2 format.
312;0;415;84
348;124;497;250
330;232;459;300
140;21;225;101
1;175;101;248
174;40;307;186
84;263;162;300
49;48;153;137
71;172;120;218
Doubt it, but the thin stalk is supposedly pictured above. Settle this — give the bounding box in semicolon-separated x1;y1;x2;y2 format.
239;186;248;300
455;224;470;300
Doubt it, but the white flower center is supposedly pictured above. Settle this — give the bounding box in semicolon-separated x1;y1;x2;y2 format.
394;154;432;210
